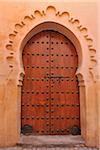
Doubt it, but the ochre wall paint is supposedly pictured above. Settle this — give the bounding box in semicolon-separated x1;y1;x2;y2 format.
0;0;99;148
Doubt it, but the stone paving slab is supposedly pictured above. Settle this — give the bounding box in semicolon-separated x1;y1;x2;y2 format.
0;135;99;150
19;135;85;145
0;147;99;150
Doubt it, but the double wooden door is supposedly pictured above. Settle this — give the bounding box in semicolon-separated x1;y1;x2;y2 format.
21;30;80;135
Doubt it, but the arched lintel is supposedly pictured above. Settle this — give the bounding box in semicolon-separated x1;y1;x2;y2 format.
18;21;85;86
20;21;82;64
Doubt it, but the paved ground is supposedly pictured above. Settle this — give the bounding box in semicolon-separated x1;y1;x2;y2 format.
0;146;98;150
0;135;99;150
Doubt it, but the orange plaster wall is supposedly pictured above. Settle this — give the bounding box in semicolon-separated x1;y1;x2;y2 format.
0;0;99;148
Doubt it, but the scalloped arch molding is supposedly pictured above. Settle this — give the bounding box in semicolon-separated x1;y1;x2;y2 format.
6;6;96;82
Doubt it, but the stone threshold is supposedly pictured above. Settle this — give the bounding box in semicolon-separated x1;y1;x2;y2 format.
18;135;85;147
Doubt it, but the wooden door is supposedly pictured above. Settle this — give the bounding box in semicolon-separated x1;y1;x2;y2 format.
21;30;80;135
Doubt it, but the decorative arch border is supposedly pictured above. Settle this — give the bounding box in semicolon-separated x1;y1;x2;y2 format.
3;6;98;147
5;6;97;84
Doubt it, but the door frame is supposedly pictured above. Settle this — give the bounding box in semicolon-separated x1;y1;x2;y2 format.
19;21;85;135
1;6;98;147
18;22;97;147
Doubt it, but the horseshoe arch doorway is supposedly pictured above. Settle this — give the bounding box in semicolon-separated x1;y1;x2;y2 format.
21;27;81;136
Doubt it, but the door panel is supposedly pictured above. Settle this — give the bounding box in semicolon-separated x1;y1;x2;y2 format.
22;31;51;135
21;30;80;135
49;31;79;134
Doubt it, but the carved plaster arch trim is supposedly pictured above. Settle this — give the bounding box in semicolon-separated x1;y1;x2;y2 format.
5;6;96;85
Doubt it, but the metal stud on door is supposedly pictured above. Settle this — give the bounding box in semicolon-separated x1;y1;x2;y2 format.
21;30;80;135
